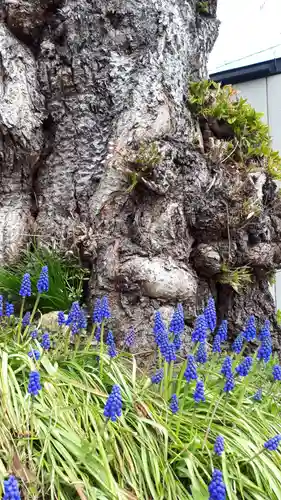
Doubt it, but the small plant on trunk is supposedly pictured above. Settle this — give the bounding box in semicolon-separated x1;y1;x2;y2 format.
196;1;209;15
189;80;281;180
125;141;162;192
217;264;252;293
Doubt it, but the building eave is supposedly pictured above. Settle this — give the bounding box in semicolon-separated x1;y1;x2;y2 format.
210;57;281;85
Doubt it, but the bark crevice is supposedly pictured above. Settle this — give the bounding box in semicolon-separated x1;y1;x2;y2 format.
2;1;63;54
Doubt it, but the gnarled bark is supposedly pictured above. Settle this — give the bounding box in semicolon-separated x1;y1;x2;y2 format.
1;0;281;350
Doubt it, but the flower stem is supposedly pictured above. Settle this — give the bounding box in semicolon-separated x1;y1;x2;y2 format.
74;335;81;357
63;327;72;356
28;399;34;458
176;389;187;438
22;294;41;341
168;361;174;398
176;358;188;397
245;448;265;464
190;406;196;440
99;322;105;379
158;348;162;369
266;381;276;399
203;393;223;448
17;298;25;344
29;294;40;325
237;375;251;410
235;343;247;364
223;393;229;425
86;323;97;351
163;361;169;401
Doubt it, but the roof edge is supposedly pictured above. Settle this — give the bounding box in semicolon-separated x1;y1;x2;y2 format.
210;57;281;85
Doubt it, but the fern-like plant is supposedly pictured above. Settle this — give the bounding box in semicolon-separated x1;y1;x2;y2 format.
217;264;252;293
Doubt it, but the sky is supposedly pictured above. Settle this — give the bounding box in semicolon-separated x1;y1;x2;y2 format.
208;0;281;74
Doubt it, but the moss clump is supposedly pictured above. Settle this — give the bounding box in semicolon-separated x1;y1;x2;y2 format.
196;1;209;14
189;80;281;180
125;141;162;192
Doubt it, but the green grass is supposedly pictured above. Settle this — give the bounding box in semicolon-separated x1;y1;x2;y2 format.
0;318;281;499
0;247;89;313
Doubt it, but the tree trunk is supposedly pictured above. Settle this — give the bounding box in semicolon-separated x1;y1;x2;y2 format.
1;0;281;351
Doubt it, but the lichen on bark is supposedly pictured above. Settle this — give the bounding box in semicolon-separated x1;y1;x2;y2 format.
1;0;281;351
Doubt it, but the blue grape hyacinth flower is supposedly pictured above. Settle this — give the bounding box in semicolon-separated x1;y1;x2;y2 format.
253;389;262;401
37;265;49;294
204;297;216;332
264;435;281;451
0;295;3;317
151;369;164;384
19;273;31;298
57;311;65;326
177;303;184;326
273;365;281;381
28;349;40;361
236;356;253;377
221;356;232;378
153;310;166;346
101;296;111;321
170;394;179;414
78;309;87;329
71;322;79;335
66;301;81;325
214;435;224;456
212;334;221;354
243;315;256;342
108;342;117;358
95;326;101;342
191;314;207;343
41;332;51;351
173;333;182;351
124;327;135;348
217;320;228;342
106;332;115;353
161;341;177;363
169;304;185;335
223;375;235;393
232;333;244;354
106;330;114;345
93;298;102;324
66;302;86;334
104;385;122;422
196;341;208;364
259;319;271;341
30;329;38;339
28;371;41;396
193;380;205;403
208;469;226;500
257;336;272;364
5;302;14;317
184;354;198;383
3;475;21;500
22;312;31;328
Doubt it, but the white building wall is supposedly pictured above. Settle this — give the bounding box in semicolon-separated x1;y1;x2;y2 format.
233;75;281;309
234;78;268;123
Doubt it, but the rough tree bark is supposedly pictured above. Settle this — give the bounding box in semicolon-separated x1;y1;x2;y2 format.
1;0;281;353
